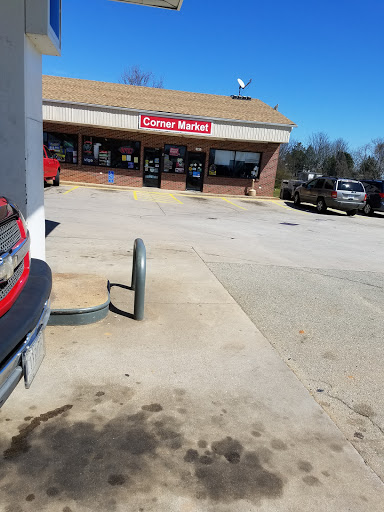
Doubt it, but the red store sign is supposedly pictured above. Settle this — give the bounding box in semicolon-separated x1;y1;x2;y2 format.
139;115;212;135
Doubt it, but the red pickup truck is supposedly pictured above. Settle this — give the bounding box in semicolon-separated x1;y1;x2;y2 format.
0;197;51;407
43;145;60;186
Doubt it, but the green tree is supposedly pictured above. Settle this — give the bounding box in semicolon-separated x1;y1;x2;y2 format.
323;151;354;177
359;156;380;179
285;142;307;174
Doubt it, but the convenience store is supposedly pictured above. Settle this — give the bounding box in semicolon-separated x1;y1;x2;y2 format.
42;76;296;195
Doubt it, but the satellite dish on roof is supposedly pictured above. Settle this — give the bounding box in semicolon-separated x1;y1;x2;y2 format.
237;78;245;89
236;78;252;96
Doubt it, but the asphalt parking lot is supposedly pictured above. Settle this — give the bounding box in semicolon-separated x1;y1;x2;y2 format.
1;184;383;511
42;185;384;480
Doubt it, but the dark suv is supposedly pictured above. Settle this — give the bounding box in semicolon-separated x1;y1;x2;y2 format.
0;197;52;407
293;177;366;216
360;180;384;215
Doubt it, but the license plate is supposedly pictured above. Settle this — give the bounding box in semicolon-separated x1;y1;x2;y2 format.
22;331;46;389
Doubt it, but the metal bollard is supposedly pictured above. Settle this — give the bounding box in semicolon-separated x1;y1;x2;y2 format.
131;238;146;321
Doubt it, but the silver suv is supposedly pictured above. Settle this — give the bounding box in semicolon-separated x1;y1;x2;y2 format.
293;177;366;216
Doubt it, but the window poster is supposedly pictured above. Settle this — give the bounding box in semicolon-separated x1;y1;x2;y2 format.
169;147;180;157
82;136;140;169
44;132;78;164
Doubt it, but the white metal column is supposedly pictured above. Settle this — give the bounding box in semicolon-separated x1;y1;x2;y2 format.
0;1;45;259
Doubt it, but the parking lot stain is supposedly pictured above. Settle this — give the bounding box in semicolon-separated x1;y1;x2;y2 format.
3;405;73;459
108;474;126;486
280;222;299;226
184;439;283;502
302;475;321;486
141;404;163;412
353;403;375;418
46;486;60;497
297;460;313;473
270;439;288;451
0;392;288;509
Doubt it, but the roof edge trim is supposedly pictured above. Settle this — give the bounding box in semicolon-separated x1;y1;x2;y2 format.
42;98;297;129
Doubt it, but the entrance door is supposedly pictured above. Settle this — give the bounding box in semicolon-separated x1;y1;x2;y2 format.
186;152;205;191
143;148;161;188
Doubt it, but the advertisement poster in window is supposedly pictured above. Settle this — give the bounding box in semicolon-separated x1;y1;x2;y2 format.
82;136;140;169
44;131;78;164
169;147;180;157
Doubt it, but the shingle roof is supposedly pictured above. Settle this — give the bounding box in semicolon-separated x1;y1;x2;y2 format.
42;75;295;126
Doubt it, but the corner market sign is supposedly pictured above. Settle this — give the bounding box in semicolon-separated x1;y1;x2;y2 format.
139;115;212;135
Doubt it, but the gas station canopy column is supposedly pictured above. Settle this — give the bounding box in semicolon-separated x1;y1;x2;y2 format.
0;0;183;261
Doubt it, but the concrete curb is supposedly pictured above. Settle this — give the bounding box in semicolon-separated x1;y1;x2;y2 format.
48;292;110;326
60;181;279;200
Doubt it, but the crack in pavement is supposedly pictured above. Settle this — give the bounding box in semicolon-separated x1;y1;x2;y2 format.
325;392;384;437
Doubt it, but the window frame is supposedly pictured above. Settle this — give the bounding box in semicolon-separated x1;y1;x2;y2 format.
43;131;78;164
82;136;141;170
208;148;262;179
162;144;187;174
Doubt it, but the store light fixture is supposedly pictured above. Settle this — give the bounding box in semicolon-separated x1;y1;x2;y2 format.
109;0;184;9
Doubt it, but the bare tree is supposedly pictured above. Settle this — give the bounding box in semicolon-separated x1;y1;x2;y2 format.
372;138;384;177
332;138;349;155
119;65;164;88
307;132;332;171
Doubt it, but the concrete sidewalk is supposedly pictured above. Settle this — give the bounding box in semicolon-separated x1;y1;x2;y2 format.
0;245;383;511
61;180;279;200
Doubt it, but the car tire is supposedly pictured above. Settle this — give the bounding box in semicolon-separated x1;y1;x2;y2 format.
53;168;60;187
282;189;291;200
363;203;373;216
316;198;327;213
294;192;301;206
347;209;357;216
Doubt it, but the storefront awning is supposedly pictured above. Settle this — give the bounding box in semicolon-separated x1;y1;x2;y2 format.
109;0;183;9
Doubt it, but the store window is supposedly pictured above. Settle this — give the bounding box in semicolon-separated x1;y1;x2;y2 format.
208;149;261;179
43;131;78;164
163;145;187;174
82;136;141;169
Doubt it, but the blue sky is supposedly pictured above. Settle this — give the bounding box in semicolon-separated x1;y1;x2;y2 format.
43;0;384;150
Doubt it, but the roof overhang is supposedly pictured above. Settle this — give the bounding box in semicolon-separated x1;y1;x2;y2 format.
43;98;296;129
109;0;183;10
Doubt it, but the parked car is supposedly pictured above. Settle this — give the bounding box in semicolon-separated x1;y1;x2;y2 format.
0;197;51;407
293;177;366;216
359;180;384;215
43;145;60;186
280;179;305;200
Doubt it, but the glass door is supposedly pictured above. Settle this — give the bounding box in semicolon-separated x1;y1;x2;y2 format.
143;148;161;188
186;152;205;191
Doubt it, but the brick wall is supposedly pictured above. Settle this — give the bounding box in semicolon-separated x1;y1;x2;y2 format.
43;122;280;196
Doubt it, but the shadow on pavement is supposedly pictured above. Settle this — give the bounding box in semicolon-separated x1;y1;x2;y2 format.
45;219;60;237
108;283;135;319
283;202;345;217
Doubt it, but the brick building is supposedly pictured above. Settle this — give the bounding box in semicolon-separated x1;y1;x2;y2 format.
42;76;295;195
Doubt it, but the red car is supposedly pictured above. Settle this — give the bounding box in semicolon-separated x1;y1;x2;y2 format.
0;197;51;407
43;145;60;186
